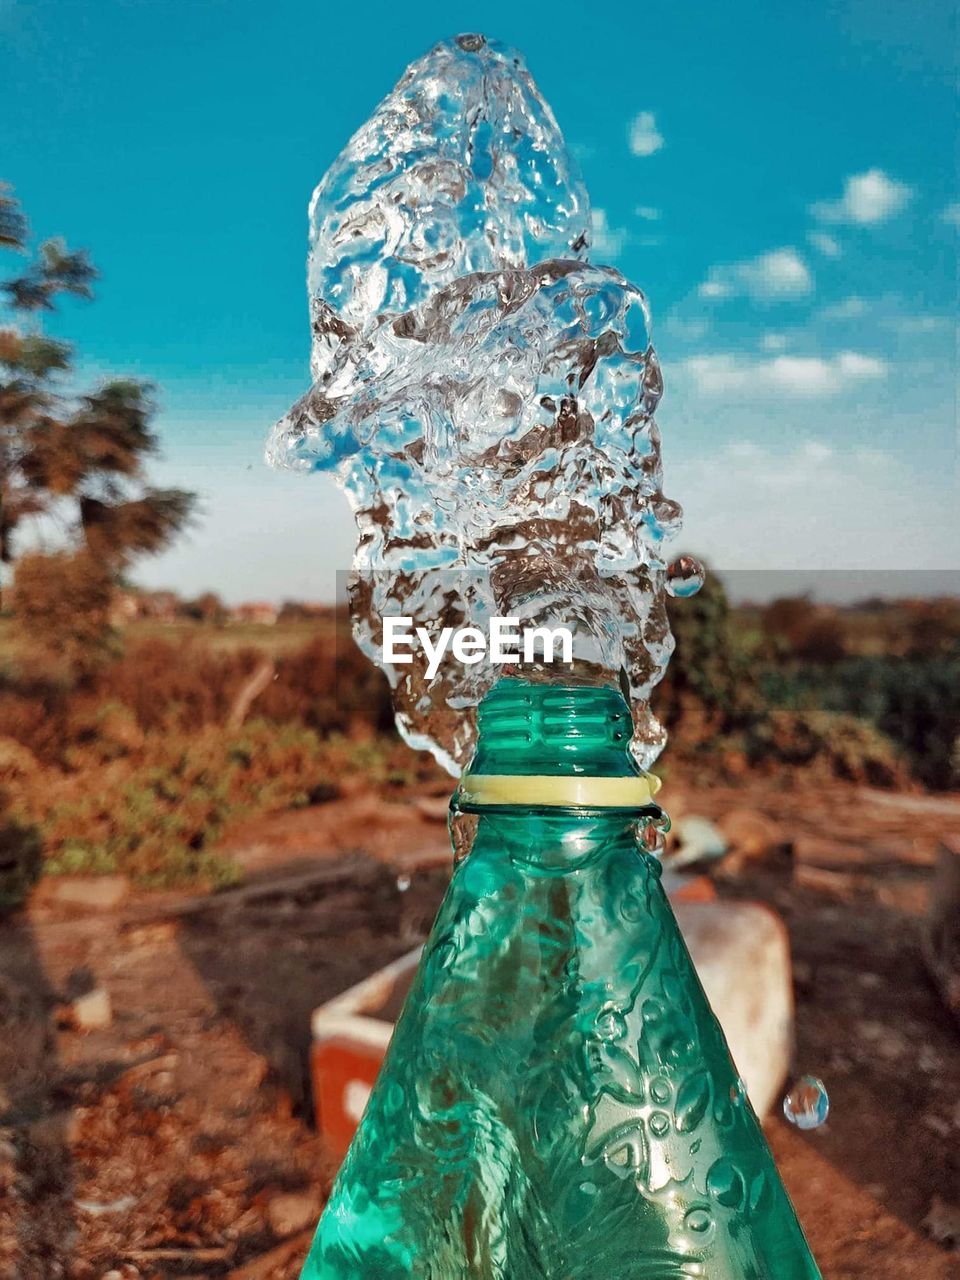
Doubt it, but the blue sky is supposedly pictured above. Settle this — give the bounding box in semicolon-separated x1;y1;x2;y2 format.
1;0;956;602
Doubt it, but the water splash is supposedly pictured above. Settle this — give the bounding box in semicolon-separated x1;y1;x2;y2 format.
267;34;691;775
783;1076;830;1130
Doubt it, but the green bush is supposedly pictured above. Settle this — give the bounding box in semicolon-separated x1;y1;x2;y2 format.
656;573;759;745
258;632;394;735
0;622;424;891
93;637;261;734
0;627;395;770
759;653;960;788
93;630;393;740
14;719;338;889
745;708;906;787
760;597;847;663
0;685;70;765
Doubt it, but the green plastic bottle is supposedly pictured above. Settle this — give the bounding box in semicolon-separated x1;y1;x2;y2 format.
301;678;822;1278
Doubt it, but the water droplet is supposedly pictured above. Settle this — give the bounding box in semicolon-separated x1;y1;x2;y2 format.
450;808;479;865
641;824;666;855
396;874;411;893
783;1075;829;1129
665;555;705;598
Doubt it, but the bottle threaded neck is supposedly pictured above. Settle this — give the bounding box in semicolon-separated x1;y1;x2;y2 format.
469;678;640;779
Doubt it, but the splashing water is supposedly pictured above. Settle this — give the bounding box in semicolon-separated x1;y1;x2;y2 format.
783;1076;830;1130
267;33;699;774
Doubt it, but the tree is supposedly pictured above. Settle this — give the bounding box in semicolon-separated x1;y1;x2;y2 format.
760;595;812;655
0;184;195;667
10;549;116;674
656;571;759;743
182;591;226;625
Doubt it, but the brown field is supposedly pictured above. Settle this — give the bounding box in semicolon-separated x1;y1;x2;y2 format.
0;597;958;1276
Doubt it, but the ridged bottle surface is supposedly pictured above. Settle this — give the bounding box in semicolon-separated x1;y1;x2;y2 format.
301;680;822;1279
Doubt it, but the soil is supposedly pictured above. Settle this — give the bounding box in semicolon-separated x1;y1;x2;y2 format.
1;773;958;1279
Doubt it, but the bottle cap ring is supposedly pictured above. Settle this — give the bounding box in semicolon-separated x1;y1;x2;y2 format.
458;772;662;809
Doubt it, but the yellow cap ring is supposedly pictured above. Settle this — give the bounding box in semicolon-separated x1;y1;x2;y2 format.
457;772;662;809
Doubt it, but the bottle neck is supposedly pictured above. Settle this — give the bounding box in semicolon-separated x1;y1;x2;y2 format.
469;678;638;777
465;807;652;875
456;678;663;818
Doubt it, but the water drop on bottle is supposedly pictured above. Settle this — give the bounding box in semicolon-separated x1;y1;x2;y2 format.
665;556;705;598
450;808;479;865
641;823;666;855
782;1075;829;1129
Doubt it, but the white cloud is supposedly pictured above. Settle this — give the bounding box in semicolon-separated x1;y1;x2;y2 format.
811;169;913;225
760;332;789;352
134;460;355;605
680;350;887;397
818;294;951;337
628;111;664;157
801;439;834;463
698;247;813;303
665;315;710;343
671;440;959;571
590;208;626;259
880;313;952;336
739;249;812;298
635;205;661;221
808;230;842;258
835;351;886;378
941;202;960;227
819;295;869;321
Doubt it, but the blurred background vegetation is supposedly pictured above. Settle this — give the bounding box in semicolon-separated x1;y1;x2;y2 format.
2;184;958;898
1;573;956;897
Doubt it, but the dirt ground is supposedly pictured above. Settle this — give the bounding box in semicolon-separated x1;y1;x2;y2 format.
1;776;958;1279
